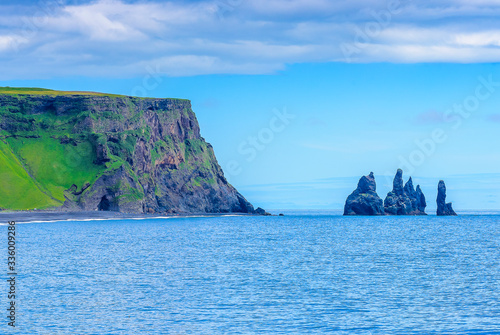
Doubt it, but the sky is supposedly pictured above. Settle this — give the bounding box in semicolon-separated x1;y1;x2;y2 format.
0;0;499;210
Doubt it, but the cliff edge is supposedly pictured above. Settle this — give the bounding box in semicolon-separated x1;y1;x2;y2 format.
0;87;254;214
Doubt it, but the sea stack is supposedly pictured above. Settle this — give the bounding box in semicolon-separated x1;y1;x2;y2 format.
415;185;427;213
384;169;427;215
344;172;385;215
404;177;427;215
436;180;457;216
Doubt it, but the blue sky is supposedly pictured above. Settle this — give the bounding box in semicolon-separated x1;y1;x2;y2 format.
1;0;499;210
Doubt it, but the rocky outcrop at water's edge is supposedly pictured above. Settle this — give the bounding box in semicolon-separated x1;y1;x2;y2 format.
343;172;385;215
436;180;457;216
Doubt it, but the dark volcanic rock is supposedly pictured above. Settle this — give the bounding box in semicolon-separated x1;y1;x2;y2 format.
254;207;271;216
403;177;427;215
384;169;427;215
343;172;385;215
393;169;405;196
437;180;457;216
384;169;413;215
415;185;427;213
254;207;266;215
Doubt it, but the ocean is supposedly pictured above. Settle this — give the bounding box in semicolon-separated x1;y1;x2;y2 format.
1;211;499;334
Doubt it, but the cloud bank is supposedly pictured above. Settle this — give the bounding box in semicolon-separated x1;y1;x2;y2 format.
2;0;500;78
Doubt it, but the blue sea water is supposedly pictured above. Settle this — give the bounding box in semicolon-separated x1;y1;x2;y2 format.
2;212;499;334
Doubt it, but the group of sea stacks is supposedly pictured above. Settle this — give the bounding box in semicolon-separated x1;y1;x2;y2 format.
344;169;457;216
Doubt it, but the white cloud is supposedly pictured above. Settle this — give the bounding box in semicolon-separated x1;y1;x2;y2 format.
1;0;500;78
0;35;28;52
455;31;500;47
64;6;144;41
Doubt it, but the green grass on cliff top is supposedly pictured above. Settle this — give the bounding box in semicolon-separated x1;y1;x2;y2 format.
0;87;126;97
0;87;189;101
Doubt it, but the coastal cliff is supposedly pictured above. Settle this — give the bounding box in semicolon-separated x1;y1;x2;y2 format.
0;88;255;214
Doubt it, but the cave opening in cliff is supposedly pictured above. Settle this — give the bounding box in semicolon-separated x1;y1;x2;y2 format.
98;196;111;211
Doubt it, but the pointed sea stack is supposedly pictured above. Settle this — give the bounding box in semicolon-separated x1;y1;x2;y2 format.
384;169;427;215
415;185;427;213
403;177;427;215
384;169;413;215
436;180;457;216
344;172;385;215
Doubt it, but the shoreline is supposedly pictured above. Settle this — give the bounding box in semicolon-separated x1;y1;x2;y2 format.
0;211;257;224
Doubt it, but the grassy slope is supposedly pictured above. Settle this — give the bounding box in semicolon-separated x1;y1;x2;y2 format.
6;136;106;202
0;89;117;210
0;140;60;210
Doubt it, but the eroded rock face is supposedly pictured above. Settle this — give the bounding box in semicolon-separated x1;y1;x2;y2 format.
384;169;413;215
344;172;385;215
0;94;255;214
404;177;427;215
437;180;457;216
384;169;427;215
415;185;427;213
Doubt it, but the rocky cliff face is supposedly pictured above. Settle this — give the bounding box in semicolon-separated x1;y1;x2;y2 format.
343;172;385;215
436;180;457;216
384;169;427;215
0;91;255;214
